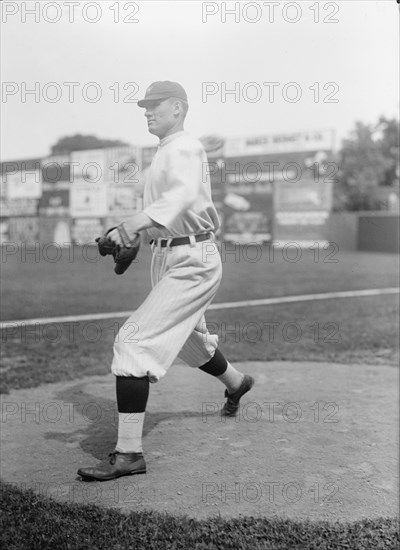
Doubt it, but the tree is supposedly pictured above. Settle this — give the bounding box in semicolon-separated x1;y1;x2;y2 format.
335;117;399;211
373;116;399;187
50;134;128;155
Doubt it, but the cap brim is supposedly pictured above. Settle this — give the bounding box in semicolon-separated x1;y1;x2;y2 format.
138;95;187;107
137;96;166;107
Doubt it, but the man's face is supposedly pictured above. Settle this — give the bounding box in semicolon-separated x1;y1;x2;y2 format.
143;99;177;139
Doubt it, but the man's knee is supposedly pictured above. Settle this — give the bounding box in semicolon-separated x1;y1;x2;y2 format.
198;348;228;376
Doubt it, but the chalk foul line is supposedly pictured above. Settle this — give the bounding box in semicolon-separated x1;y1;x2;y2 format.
0;288;398;329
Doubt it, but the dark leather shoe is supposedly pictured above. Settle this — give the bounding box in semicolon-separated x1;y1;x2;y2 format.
222;374;255;416
77;451;146;481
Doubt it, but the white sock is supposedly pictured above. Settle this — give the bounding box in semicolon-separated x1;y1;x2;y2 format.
217;362;244;393
115;412;145;453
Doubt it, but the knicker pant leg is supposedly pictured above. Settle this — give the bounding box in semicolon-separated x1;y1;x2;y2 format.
111;241;222;381
177;315;219;367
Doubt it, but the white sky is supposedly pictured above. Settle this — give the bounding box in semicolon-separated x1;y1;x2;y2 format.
1;0;399;160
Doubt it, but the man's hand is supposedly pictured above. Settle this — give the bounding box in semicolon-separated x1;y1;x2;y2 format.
106;224;133;248
96;226;141;275
106;212;160;247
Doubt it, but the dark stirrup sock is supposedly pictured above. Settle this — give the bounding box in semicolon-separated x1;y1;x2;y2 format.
198;348;228;376
116;376;150;413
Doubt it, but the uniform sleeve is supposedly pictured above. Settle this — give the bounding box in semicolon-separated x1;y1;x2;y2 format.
142;144;204;230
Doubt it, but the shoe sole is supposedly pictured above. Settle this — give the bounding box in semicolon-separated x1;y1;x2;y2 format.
222;376;255;417
77;468;146;481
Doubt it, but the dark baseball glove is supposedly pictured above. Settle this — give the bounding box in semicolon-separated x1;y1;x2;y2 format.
96;224;141;275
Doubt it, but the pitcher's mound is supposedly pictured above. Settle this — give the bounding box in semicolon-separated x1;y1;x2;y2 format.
1;361;397;520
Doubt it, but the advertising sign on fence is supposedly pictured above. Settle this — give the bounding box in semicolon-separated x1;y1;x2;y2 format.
273;179;333;244
108;185;137;216
39;217;71;245
8;217;39;243
218;156;274;243
223;193;273;243
274;179;333;212
70;182;108;217
104;146;140;184
71;149;107;183
0;198;38;216
5;169;42;200
41;154;71;183
38;189;70;216
72;218;104;244
219;130;334;243
225;129;334;157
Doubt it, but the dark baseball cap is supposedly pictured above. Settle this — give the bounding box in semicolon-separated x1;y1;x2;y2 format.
137;81;188;107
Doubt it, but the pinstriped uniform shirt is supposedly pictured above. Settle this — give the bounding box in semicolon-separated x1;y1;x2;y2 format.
142;131;220;240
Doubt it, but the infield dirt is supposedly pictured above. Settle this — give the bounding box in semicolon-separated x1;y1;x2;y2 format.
1;361;397;521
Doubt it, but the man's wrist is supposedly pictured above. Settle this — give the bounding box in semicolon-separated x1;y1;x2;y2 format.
122;213;160;236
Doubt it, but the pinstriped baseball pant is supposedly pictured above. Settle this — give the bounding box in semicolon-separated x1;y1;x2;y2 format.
111;238;222;381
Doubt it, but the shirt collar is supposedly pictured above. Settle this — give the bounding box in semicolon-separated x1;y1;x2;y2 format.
159;130;187;147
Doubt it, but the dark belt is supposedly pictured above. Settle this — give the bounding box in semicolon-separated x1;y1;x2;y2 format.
150;232;212;248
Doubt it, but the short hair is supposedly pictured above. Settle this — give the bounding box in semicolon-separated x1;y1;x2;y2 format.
169;97;189;119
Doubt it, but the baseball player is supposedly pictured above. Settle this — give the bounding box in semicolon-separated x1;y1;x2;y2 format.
78;81;254;481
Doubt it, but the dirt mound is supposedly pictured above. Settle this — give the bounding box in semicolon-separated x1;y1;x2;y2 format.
1;361;397;520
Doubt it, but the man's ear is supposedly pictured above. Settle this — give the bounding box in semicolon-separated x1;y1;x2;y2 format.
171;100;182;116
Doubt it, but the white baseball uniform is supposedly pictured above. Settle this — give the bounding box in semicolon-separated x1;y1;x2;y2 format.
111;131;222;382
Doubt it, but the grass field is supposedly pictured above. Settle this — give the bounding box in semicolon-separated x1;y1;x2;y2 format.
1;483;398;550
1;245;398;394
1;244;399;548
1;244;398;320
